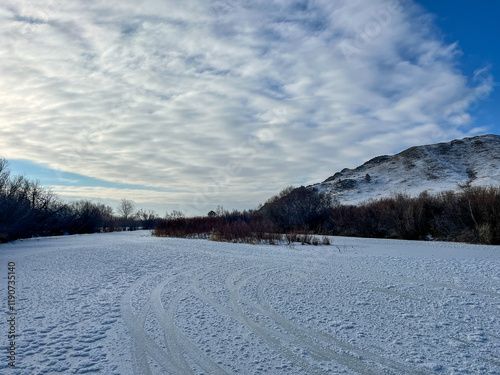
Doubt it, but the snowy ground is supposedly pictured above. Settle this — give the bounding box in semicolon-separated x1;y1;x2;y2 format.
1;231;499;375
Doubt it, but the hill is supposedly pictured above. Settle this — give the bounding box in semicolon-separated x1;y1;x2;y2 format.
309;134;500;204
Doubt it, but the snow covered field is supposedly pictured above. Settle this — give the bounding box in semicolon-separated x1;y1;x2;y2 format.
1;231;499;375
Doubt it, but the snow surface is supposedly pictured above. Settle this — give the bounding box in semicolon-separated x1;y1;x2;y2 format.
1;231;500;374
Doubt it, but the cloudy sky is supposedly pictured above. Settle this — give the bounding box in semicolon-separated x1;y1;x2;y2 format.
1;0;498;216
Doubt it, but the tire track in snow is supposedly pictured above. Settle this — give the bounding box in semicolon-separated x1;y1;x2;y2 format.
254;274;433;375
395;275;500;298
123;267;232;375
191;267;331;374
193;267;423;374
121;268;198;375
148;276;231;374
122;251;476;375
150;284;194;374
226;269;332;375
294;259;499;371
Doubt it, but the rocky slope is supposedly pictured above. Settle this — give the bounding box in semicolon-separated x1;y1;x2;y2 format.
309;134;500;204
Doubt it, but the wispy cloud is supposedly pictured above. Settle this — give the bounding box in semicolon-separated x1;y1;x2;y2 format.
0;0;493;214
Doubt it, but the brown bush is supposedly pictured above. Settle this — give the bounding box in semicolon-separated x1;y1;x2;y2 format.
153;185;500;246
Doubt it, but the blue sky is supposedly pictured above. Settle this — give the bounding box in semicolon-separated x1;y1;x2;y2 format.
0;0;498;216
418;0;500;132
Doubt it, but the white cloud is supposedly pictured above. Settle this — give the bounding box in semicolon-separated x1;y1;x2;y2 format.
0;0;493;214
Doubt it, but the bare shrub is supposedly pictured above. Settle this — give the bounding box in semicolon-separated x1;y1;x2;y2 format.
285;232;298;245
151;185;500;246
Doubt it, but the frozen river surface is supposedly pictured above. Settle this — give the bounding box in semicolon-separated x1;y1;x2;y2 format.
1;231;499;374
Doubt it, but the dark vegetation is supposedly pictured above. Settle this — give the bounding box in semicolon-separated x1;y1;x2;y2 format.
154;185;500;245
2;157;499;245
0;158;159;242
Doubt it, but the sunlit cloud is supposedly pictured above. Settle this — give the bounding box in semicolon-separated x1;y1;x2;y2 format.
0;0;493;214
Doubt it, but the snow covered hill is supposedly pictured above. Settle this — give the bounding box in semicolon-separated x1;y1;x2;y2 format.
309;134;500;205
1;231;499;374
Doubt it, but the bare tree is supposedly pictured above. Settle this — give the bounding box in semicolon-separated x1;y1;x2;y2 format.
165;210;184;220
0;158;10;190
117;198;135;219
216;205;227;217
137;209;158;229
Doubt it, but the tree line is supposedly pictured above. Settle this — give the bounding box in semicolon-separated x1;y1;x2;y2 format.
2;156;499;245
154;185;500;245
0;158;160;242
